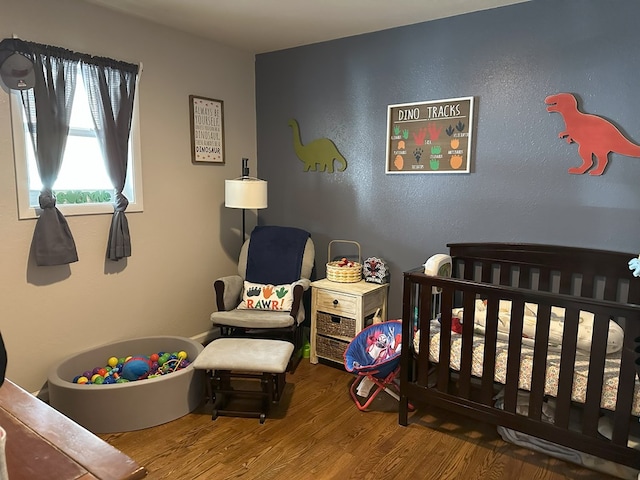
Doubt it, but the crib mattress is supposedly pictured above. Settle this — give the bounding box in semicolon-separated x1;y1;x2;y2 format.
413;320;640;415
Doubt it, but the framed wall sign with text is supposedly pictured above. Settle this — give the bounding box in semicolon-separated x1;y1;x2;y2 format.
189;95;225;164
385;96;474;174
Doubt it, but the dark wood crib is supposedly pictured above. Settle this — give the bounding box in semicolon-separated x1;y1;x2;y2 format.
399;243;640;471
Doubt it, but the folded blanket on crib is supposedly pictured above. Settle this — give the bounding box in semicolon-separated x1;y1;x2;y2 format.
452;299;624;354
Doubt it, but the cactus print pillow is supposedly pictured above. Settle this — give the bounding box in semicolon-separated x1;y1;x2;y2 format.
238;281;294;311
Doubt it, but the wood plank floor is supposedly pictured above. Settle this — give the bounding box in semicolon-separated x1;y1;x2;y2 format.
99;360;622;480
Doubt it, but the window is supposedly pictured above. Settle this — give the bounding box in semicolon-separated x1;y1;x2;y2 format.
10;71;143;219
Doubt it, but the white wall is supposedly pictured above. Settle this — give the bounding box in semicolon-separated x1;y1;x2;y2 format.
0;0;257;392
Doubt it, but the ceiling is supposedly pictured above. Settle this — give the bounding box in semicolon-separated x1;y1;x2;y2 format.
82;0;528;54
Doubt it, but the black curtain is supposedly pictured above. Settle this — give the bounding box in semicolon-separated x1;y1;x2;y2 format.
19;42;79;266
80;58;138;261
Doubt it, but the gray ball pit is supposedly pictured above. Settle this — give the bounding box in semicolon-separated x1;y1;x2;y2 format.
48;336;205;433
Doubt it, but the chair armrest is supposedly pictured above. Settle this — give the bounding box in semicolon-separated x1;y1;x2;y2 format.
291;278;311;291
288;279;310;316
213;275;243;311
289;284;304;319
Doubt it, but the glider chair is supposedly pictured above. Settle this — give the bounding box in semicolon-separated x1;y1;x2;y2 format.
211;226;315;371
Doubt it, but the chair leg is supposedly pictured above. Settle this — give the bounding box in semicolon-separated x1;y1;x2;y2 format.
348;367;407;412
286;324;303;373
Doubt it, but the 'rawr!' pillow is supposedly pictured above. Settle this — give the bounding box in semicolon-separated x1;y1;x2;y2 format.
238;281;294;311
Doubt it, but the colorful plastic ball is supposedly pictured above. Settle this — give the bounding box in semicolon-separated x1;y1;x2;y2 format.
93;376;105;385
150;353;159;363
76;376;89;384
116;378;129;383
177;351;188;360
102;376;116;384
121;356;152;381
107;357;118;368
98;368;107;377
83;370;92;379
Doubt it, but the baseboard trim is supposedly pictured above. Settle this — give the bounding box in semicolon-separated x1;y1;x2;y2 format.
190;328;220;345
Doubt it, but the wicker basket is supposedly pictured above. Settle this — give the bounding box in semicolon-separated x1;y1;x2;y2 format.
316;334;350;363
316;312;356;338
326;240;362;283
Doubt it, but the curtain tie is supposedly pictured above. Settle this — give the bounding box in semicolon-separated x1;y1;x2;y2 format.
114;192;129;211
38;190;56;209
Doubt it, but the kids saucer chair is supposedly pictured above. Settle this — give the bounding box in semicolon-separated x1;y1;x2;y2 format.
344;320;404;411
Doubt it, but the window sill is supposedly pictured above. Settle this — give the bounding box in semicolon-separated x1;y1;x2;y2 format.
19;202;143;220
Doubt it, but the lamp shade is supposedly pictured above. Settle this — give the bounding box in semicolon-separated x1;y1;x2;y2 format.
225;178;268;209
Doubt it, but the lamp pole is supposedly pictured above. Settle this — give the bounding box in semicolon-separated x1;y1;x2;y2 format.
241;157;249;241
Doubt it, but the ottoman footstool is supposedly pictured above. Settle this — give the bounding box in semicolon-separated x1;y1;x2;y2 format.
193;338;294;423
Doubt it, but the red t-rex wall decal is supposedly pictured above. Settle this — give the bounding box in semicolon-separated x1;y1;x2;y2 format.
545;92;640;175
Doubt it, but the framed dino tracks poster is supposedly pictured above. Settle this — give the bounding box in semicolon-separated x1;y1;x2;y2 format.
385;96;474;174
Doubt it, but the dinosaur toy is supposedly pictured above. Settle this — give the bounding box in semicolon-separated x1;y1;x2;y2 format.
545;92;640;175
288;119;347;173
629;257;640;277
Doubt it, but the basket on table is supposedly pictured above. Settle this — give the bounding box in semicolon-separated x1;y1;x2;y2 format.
326;240;362;283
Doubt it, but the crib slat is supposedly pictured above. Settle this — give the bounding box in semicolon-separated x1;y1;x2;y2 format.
416;284;433;387
480;297;499;405
400;274;415;407
499;264;510;286
628;278;640;305
528;303;551;420
582;312;609;437
611;327;638;446
437;290;454;393
554;308;580;430
457;292;476;399
503;299;525;413
462;259;475;281
519;266;531;289
558;272;572;296
603;276;618;302
537;266;552;293
581;273;595;298
480;261;492;283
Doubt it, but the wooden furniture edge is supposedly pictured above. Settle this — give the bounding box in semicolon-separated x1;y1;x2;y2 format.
0;379;147;480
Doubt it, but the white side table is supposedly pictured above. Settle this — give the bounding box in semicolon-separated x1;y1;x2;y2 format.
310;279;388;365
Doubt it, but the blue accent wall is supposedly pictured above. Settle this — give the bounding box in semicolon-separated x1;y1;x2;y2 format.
255;0;640;317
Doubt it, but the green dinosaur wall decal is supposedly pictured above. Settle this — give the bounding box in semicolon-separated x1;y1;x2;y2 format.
288;119;347;173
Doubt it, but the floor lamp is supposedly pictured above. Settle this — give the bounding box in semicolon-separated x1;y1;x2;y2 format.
225;158;268;243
